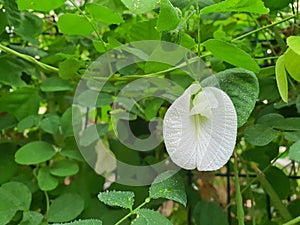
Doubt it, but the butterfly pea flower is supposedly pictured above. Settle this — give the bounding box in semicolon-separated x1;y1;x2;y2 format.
163;84;237;171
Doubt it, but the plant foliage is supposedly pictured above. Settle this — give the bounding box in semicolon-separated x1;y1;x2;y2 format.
0;0;300;224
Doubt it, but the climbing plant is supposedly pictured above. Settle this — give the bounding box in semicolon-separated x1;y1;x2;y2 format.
0;0;300;224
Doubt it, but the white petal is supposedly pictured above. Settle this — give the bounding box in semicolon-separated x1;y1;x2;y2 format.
190;88;219;118
163;84;237;171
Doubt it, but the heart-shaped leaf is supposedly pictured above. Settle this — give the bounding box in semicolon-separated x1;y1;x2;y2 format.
201;68;259;127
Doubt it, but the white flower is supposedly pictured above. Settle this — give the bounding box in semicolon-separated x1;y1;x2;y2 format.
163;84;237;171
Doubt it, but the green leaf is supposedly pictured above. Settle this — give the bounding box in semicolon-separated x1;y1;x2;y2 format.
50;161;79;177
15;141;56;165
287;36;300;56
19;211;43;225
275;56;288;103
17;115;40;132
287;199;300;218
258;77;280;101
288;140;300;163
0;182;32;225
96;93;115;107
128;19;160;41
48;193;85;223
40;77;73;92
59;59;82;80
1;182;32;211
0;144;18;184
61;107;74;137
132;209;172;225
98;191;135;209
242;143;279;170
257;113;284;126
86;3;124;24
4;0;43;44
201;68;259;127
93;40;106;53
258;66;275;78
37;167;59;191
77;90;114;107
40;114;61;134
284;131;300;142
265;166;291;199
284;48;300;82
203;39;260;72
200;0;269;14
52;220;103;225
18;0;65;11
121;0;158;14
274;101;296;109
272;118;300;131
0;87;40;120
244;124;277;146
0;55;30;87
0;114;17;131
0;10;7;35
149;171;187;206
0;192;16;225
156;0;180;31
60;139;84;162
79;124;109;147
180;33;196;49
57;14;94;35
144;99;164;121
263;0;294;11
160;29;182;46
193;201;229;225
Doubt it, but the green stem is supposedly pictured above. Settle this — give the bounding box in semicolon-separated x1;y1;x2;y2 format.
179;10;196;30
225;149;288;211
115;197;151;225
283;216;300;225
241;149;287;193
44;191;50;219
87;54;212;82
234;155;245;225
232;15;298;42
1;42;209;83
196;0;201;57
255;56;280;61
0;43;58;73
69;0;105;46
240;153;256;225
250;14;277;55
